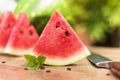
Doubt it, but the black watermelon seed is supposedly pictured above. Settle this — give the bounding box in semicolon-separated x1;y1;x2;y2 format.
56;25;59;28
46;70;51;73
67;68;71;71
29;30;33;35
106;73;110;76
65;31;70;36
1;61;6;63
24;68;28;70
56;22;60;28
40;66;45;70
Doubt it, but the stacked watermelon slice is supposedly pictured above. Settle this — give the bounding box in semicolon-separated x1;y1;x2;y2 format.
0;12;39;55
0;12;16;52
0;11;90;65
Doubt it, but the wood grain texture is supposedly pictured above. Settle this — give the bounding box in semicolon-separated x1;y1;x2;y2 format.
0;46;120;80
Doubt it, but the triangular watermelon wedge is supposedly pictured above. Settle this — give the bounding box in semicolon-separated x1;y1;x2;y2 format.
33;11;91;65
0;12;16;52
5;13;39;55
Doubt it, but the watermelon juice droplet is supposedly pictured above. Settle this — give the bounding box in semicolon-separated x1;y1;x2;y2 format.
33;10;91;66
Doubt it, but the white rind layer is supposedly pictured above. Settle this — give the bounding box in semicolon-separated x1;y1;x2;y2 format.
4;46;90;66
4;47;33;56
34;47;91;66
0;48;4;53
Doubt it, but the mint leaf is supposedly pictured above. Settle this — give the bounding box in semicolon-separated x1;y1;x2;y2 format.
31;64;41;70
23;62;35;67
23;55;46;70
24;55;37;64
37;56;46;66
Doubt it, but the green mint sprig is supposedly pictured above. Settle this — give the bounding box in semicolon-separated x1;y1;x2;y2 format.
23;55;46;70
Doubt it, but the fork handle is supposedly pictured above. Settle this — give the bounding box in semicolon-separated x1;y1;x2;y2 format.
109;62;120;78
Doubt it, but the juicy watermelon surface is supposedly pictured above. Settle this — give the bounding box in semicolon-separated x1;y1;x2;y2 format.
6;25;38;49
0;12;16;52
5;13;39;55
33;11;90;65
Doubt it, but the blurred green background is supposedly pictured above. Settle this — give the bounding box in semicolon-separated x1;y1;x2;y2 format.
66;0;120;47
1;0;120;47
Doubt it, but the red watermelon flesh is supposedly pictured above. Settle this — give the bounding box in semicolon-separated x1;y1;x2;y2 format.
0;12;16;52
16;13;30;26
5;13;39;55
0;16;2;24
33;11;90;65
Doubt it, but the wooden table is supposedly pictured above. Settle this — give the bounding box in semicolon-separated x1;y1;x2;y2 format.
0;46;120;80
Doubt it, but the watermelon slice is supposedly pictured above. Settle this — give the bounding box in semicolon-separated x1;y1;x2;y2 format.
0;12;16;52
0;16;2;24
5;13;39;55
33;11;91;65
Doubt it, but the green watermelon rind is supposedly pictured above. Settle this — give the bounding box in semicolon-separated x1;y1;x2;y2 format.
35;47;90;66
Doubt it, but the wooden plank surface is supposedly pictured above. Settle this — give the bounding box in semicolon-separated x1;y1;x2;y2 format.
0;46;120;80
